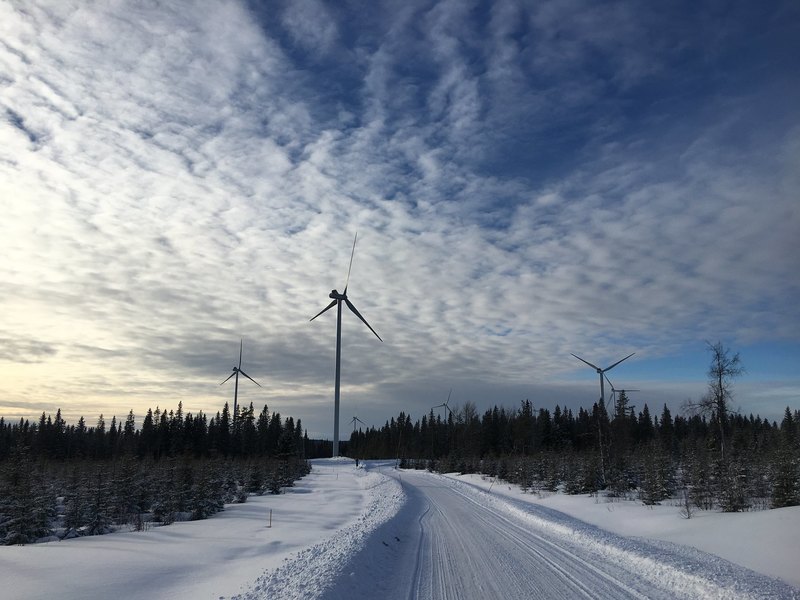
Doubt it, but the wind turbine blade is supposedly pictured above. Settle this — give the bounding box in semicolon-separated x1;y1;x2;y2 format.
238;339;243;369
355;417;367;426
571;353;600;370
446;388;452;405
604;373;615;391
344;231;358;293
238;370;262;387
604;352;635;372
310;299;338;321
345;298;382;341
220;372;236;385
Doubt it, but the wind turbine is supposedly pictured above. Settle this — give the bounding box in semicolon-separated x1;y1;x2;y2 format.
220;339;261;419
310;233;382;458
350;415;367;433
571;352;635;404
604;373;639;418
432;389;454;419
430;389;454;460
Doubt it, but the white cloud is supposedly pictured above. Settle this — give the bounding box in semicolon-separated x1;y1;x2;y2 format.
281;0;339;55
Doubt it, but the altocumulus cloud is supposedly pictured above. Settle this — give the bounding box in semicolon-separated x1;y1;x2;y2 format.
1;0;798;436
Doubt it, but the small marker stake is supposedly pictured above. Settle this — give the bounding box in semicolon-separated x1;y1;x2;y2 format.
268;509;272;528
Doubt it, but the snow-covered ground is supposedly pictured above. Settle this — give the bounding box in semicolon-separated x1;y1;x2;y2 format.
1;459;797;599
0;459;403;599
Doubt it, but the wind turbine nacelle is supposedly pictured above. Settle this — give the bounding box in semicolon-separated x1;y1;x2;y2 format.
329;289;345;299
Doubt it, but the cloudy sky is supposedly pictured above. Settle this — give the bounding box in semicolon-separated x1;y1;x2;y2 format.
1;0;798;437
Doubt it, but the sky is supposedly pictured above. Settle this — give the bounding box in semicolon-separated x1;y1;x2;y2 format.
1;0;798;438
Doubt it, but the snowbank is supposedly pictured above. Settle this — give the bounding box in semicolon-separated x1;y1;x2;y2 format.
231;460;404;599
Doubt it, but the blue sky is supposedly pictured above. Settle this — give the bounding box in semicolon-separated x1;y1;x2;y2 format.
1;0;798;437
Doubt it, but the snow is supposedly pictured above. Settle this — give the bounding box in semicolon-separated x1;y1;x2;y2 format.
1;459;797;599
0;459;402;600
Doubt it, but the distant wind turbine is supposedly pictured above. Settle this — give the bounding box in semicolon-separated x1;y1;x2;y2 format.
350;415;367;433
220;339;261;418
604;373;639;418
310;233;382;458
432;389;454;418
571;352;635;404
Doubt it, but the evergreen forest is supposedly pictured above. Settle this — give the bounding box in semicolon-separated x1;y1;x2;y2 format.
346;400;799;513
0;401;310;545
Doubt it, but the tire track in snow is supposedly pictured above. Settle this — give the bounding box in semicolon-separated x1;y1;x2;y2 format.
407;499;433;600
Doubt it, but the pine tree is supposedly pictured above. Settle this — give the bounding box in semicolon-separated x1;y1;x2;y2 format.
770;408;799;508
0;450;53;544
62;466;88;538
716;456;750;512
688;448;714;510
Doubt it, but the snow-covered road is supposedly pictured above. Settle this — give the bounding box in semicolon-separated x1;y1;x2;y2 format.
319;467;797;600
407;472;668;599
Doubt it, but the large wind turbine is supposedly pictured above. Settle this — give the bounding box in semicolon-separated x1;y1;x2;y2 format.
220;339;261;418
571;352;635;404
310;233;382;458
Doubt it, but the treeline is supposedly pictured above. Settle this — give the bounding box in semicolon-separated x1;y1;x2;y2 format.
0;401;312;545
0;401;308;461
348;400;800;511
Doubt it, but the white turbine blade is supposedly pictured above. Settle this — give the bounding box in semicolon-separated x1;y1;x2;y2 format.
344;298;382;341
604;373;615;391
344;231;358;293
238;369;262;387
604;352;635;372
571;353;600;370
238;339;243;369
310;299;338;321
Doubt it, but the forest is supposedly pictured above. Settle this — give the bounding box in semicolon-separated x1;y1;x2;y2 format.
0;401;310;545
346;400;799;512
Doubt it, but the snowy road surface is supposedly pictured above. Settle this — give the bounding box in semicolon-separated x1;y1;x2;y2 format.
392;472;669;599
315;467;797;600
